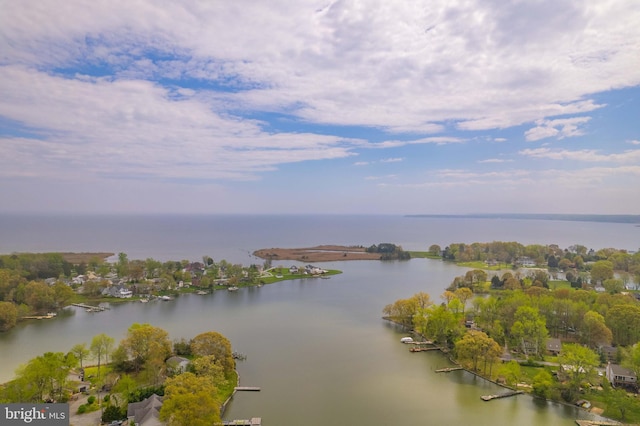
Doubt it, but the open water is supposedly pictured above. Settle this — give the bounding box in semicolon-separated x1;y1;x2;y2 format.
1;214;637;425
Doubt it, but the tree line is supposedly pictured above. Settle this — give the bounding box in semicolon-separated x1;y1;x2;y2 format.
383;278;640;420
0;324;235;426
0;251;263;331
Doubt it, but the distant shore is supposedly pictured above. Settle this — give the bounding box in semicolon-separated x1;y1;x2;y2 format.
253;245;383;262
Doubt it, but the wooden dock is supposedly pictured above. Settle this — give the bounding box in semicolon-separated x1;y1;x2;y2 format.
435;367;464;373
22;314;56;320
234;387;261;392
221;418;261;425
71;303;109;311
409;341;434;345
575;421;622;426
481;390;523;401
410;346;439;352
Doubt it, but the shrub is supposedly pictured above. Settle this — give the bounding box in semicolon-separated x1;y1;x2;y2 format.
77;404;87;414
87;395;96;405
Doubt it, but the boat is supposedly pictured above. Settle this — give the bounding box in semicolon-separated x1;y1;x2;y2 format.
228;286;239;292
196;290;208;295
400;337;414;343
140;298;149;303
160;295;173;301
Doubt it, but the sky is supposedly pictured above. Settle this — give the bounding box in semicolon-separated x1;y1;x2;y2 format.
0;0;639;215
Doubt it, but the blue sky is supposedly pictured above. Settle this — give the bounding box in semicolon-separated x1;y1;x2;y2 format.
0;0;639;214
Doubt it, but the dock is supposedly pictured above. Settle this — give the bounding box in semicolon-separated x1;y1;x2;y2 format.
409;347;439;352
575;421;622;426
234;387;261;392
435;367;464;373
409;341;433;345
71;303;109;311
22;314;56;320
481;390;523;401
221;418;261;425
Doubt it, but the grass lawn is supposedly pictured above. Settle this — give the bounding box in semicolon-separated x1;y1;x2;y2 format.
548;280;572;290
456;261;510;271
407;251;441;259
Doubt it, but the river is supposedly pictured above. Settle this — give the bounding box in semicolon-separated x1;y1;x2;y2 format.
1;214;637;425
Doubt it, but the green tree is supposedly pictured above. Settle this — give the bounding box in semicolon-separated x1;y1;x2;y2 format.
606;304;640;346
159;373;221;426
603;278;625;294
24;281;54;312
52;282;75;308
190;331;234;375
428;244;441;256
121;323;172;372
0;301;18;331
580;311;612;348
454;330;502;375
500;360;522;389
510;306;548;358
91;333;115;378
71;343;90;369
558;343;599;401
590;260;614;285
531;369;554;399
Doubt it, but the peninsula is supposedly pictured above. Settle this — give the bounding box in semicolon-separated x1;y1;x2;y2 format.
254;243;411;262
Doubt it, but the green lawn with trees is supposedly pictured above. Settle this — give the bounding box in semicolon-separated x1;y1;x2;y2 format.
0;324;239;426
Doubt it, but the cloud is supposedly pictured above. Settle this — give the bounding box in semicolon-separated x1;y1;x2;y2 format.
478;158;513;163
628;139;640;145
2;0;639;133
380;157;404;163
519;147;640;163
524;117;592;142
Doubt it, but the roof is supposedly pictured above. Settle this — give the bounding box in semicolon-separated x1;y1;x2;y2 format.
609;364;636;378
127;393;164;425
546;338;561;351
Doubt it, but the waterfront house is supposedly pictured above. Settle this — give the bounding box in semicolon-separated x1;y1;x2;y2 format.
166;356;190;375
606;363;637;389
127;393;164;426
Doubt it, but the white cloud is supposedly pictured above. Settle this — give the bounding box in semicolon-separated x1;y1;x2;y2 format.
519;147;640;163
628;139;640;145
478;158;513;163
2;0;638;133
524;117;592;142
380;157;404;163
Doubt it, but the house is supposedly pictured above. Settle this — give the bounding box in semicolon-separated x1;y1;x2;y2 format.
166;356;190;375
606;363;637;389
599;345;619;363
546;338;562;356
101;285;133;298
127;393;164;426
289;265;299;274
516;257;536;267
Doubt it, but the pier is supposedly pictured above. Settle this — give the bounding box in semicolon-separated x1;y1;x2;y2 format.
234;387;261;392
22;314;56;320
481;390;523;401
71;303;109;311
409;346;440;352
435;367;464;373
221;418;261;425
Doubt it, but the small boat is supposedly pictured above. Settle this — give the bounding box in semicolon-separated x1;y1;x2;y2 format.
196;290;208;295
160;295;173;301
401;337;414;343
228;286;239;292
140;298;149;303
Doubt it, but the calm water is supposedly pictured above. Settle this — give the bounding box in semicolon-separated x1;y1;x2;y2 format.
1;214;634;425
